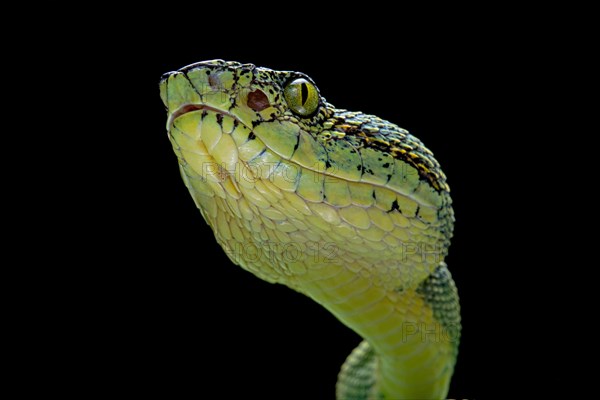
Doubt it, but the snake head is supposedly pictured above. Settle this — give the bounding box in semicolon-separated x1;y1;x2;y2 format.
160;60;356;188
160;59;332;135
159;60;345;190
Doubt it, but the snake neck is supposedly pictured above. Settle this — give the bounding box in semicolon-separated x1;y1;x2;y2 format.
186;152;456;399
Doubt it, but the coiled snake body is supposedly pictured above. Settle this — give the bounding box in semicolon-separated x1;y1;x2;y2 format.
160;60;460;399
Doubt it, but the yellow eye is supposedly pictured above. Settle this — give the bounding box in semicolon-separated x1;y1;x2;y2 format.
284;78;319;117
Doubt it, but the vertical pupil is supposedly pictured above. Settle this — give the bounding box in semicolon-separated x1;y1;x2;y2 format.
301;82;309;105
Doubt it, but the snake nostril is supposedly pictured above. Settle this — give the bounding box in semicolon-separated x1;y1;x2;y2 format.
247;89;270;112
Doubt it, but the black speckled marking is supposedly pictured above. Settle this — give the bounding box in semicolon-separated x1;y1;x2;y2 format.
336;340;378;400
228;96;238;111
416;263;461;354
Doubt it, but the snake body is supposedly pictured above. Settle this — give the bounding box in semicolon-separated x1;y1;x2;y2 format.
160;60;460;399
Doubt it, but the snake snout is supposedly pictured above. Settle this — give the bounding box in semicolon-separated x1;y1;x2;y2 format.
159;71;174;84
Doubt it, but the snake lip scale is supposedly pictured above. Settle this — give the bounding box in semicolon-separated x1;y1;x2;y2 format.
160;60;460;400
166;104;244;133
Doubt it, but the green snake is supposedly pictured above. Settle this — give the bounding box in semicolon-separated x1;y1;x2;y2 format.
159;60;460;399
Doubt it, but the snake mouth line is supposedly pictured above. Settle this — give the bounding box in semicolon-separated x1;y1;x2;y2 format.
167;103;246;132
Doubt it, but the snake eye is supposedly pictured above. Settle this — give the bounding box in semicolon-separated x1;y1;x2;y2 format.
284;78;319;117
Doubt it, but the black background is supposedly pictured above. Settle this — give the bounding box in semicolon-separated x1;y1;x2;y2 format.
83;24;513;399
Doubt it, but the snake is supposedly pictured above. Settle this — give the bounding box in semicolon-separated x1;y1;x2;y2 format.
159;60;460;399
